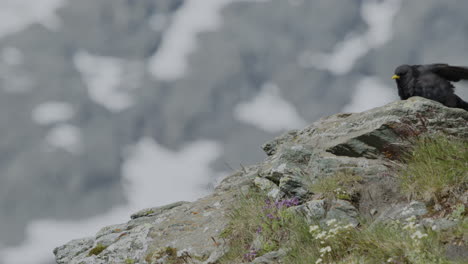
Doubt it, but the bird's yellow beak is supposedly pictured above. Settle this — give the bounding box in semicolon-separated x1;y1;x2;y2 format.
392;75;400;80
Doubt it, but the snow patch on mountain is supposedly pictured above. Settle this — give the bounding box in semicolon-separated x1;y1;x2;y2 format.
234;83;307;132
0;0;67;38
32;102;74;125
305;0;402;75
45;124;82;154
74;51;143;112
122;138;222;208
342;77;398;113
148;0;270;81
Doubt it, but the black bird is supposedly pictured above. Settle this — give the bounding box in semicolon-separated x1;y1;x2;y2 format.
392;64;468;110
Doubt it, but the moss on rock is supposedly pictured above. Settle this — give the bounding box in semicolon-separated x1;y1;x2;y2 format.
87;243;107;256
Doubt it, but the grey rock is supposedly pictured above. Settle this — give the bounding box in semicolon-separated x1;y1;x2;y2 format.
54;172;249;264
376;201;428;222
262;131;299;157
130;201;189;219
254;177;277;191
277;145;313;166
278;175;309;200
203;247;228;264
95;223;127;240
421;218;458;231
266;97;468;155
267;188;283;200
215;170;257;192
325;200;359;227
254;177;283;200
292;199;326;224
53;238;94;264
445;244;468;262
251;249;287;264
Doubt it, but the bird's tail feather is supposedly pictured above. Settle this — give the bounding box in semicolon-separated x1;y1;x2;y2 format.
454;95;468;111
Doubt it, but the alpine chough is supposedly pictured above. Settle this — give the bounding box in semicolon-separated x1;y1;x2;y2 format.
392;64;468;110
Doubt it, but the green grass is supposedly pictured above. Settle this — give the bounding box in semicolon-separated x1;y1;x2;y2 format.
286;217;465;264
398;134;468;203
219;134;467;263
220;188;464;264
124;259;135;264
219;190;301;263
87;243;107;256
218;190;266;263
309;171;362;200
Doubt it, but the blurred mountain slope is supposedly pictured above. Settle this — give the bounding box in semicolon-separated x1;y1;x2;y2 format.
0;0;467;253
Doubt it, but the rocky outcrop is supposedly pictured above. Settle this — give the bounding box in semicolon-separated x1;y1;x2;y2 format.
54;97;468;264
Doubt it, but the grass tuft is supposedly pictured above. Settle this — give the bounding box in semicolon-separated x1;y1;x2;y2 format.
309;171;362;201
398;134;468;203
88;243;108;256
218;190;301;263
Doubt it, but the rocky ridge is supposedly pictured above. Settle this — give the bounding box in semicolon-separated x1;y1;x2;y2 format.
54;97;468;264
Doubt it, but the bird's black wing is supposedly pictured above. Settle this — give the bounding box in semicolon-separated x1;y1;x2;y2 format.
425;64;468;82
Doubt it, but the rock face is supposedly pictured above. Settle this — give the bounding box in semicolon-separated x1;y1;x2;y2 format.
54;97;467;263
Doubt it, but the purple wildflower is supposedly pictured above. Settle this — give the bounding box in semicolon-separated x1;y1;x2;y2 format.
272;197;300;209
243;249;258;262
274;200;281;208
290;197;301;207
255;226;263;234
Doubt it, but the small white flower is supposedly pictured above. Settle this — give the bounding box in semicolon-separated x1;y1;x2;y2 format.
326;219;337;226
319;246;332;253
309;225;320;233
315;231;327;239
411;230;428;240
403;222;416;230
431;225;437;231
405;215;417;222
315;258;323;264
387;257;394;263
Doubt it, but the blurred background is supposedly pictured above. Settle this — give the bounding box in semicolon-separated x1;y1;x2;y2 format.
0;0;467;263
